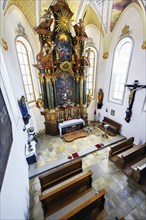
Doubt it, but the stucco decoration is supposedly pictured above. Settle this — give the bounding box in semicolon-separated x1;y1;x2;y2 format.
141;40;146;49
85;37;95;48
1;38;8;51
15;23;28;38
119;25;132;38
103;52;109;59
4;0;36;31
110;0;141;32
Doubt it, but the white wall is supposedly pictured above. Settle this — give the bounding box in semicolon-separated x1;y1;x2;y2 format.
0;50;29;220
0;5;44;220
3;6;44;133
85;24;103;120
97;6;146;144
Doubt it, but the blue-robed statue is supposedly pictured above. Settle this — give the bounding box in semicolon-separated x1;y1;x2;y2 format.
18;96;31;125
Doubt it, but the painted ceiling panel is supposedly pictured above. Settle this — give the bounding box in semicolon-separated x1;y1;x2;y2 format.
3;0;145;34
110;0;141;32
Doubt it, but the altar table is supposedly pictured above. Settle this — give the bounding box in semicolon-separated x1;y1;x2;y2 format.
58;119;85;136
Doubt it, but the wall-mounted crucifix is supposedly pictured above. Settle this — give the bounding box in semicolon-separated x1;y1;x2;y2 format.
124;80;146;123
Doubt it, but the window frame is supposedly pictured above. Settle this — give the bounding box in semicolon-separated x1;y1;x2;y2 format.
84;46;97;99
15;36;36;104
108;36;134;105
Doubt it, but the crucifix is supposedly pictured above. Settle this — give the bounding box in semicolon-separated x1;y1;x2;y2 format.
124;80;146;123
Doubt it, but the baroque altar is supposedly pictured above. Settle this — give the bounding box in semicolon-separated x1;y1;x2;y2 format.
34;0;89;135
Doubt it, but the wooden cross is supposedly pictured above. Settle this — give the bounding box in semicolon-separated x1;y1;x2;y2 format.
124;80;146;123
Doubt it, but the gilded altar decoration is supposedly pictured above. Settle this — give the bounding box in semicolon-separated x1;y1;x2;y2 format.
141;40;146;49
36;97;44;112
56;10;72;33
85;37;95;47
103;52;109;59
33;0;89;135
2;38;8;51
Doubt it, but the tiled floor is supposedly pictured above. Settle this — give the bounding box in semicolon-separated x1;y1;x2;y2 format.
29;124;146;220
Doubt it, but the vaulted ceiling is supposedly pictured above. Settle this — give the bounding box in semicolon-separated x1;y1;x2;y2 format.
3;0;146;35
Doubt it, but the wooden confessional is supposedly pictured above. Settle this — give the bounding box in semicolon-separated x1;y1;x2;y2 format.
34;0;89;135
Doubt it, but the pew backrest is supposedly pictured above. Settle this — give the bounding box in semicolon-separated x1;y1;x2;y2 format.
131;157;146;182
119;144;146;160
40;170;93;216
103;117;121;130
109;137;134;158
39;158;82;191
59;188;106;220
117;143;146;168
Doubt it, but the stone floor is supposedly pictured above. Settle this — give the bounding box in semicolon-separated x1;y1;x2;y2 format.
29;124;146;220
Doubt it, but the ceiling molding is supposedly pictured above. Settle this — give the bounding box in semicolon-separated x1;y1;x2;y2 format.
4;0;36;30
83;4;105;37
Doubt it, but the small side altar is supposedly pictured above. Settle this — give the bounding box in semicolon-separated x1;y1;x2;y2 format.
34;0;89;135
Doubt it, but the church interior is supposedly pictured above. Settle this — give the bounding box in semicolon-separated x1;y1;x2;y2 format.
0;0;146;219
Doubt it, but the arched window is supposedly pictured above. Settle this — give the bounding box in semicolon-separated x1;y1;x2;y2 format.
84;47;97;97
16;37;36;104
109;37;133;104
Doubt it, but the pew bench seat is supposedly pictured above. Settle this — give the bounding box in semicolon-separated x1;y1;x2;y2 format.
39;158;82;192
46;188;106;220
117;144;146;168
131;158;146;182
109;137;134;159
98;117;121;136
40;170;93;218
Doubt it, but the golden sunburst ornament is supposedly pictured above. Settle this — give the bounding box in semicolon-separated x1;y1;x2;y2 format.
56;10;71;33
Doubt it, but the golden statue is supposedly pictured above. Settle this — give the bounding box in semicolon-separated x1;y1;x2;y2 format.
97;88;104;109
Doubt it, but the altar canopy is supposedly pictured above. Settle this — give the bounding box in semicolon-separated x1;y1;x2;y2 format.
34;0;89;135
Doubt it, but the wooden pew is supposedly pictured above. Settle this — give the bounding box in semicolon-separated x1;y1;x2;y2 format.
40;170;93;218
131;158;146;182
98;117;121;136
39;159;82;192
117;143;146;168
46;188;106;220
109;137;134;159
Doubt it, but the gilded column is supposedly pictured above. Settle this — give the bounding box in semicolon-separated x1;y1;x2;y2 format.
52;77;58;109
75;74;80;106
39;73;49;109
45;75;55;111
83;75;87;105
80;75;83;106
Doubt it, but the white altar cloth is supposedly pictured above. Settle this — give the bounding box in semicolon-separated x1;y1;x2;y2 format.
58;118;85;136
